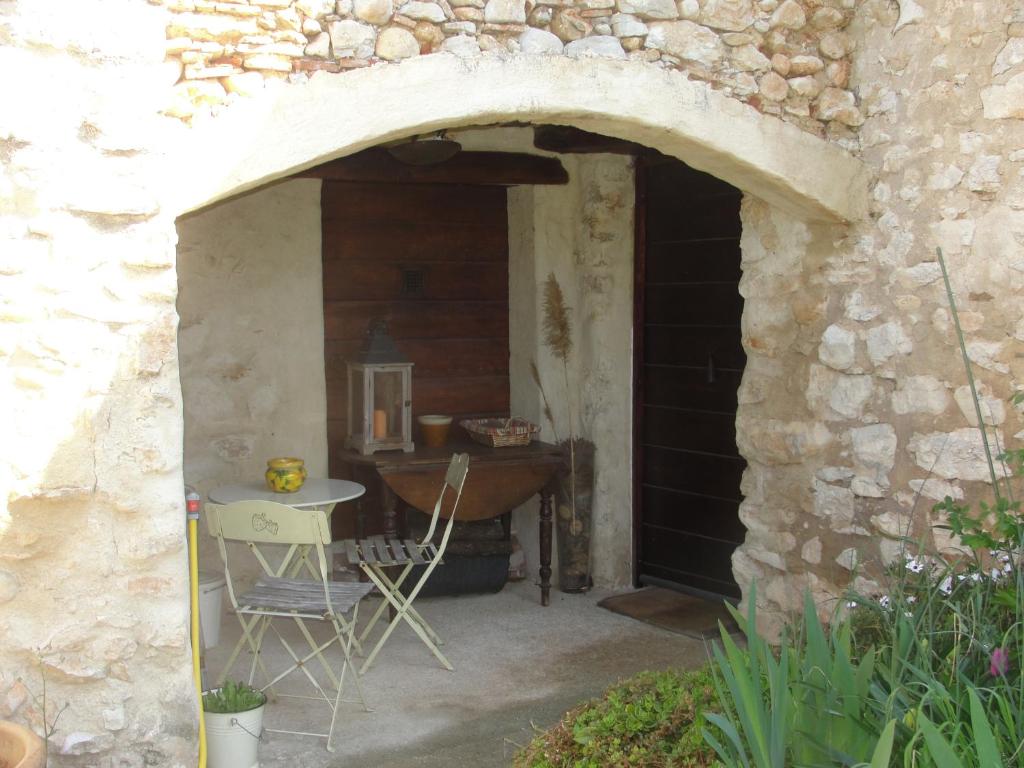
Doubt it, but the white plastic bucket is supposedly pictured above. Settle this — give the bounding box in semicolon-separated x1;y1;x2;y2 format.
198;571;226;650
204;704;264;768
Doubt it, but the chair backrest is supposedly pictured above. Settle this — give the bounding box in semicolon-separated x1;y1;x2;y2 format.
445;452;470;495
422;452;470;552
206;501;334;610
208;500;331;545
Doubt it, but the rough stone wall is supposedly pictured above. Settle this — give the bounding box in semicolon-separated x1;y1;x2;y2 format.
4;0;1024;761
158;0;864;139
731;0;1024;635
0;2;196;765
731;200;856;632
176;179;328;580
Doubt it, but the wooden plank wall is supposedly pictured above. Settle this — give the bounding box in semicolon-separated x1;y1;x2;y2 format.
322;181;511;477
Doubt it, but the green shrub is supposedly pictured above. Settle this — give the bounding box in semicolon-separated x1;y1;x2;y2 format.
202;680;266;714
513;666;721;768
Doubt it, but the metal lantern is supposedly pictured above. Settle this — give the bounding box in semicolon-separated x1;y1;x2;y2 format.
345;320;414;455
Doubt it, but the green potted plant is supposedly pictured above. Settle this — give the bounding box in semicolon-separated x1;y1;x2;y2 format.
203;681;266;768
533;273;595;593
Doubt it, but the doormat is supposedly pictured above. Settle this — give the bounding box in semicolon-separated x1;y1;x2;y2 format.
598;587;738;640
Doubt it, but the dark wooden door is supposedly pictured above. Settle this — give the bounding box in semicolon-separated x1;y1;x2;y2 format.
634;156;745;600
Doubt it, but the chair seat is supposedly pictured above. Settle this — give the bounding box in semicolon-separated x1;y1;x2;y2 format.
334;536;440;568
239;577;375;615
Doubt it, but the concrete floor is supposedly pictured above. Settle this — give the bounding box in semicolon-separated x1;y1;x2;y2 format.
203;580;711;767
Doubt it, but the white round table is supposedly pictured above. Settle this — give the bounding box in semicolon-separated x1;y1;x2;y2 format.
207;478;365;508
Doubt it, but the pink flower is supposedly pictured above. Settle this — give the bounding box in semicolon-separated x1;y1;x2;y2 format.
990;648;1010;677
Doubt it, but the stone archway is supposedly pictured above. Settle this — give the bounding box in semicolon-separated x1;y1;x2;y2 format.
170;51;870;612
165;54;868;223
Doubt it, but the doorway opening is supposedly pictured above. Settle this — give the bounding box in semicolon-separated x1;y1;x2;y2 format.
633;155;745;601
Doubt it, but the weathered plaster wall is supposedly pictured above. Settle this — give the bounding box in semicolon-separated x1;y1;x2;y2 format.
508;184;547;580
730;0;1024;636
176;179;328;577
0;2;196;764
510;153;636;590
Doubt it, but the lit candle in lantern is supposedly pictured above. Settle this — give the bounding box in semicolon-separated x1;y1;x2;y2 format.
373;409;387;438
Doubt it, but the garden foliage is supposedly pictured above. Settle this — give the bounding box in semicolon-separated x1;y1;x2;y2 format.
513;666;720;767
202;680;266;714
702;248;1024;766
702;588;889;768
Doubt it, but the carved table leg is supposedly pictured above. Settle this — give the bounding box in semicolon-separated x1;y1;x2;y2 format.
539;488;553;607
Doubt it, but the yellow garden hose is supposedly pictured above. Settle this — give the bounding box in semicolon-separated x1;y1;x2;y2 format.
186;488;208;768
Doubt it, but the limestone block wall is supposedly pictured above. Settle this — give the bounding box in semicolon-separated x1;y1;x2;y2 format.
0;2;196;764
731;0;1024;635
157;0;864;139
176;179;328;579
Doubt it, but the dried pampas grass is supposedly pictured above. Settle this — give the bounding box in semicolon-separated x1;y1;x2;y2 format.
542;274;573;362
538;273;578;528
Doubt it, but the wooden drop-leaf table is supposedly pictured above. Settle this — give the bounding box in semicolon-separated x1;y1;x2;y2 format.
340;439;564;606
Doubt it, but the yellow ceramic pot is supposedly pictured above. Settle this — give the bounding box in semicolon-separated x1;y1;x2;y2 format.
265;457;307;493
418;415;452;447
0;721;44;768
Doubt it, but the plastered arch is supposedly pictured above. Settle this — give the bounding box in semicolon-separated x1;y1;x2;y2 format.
165;53;869;222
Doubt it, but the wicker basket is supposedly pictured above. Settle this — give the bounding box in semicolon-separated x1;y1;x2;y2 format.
460;418;540;448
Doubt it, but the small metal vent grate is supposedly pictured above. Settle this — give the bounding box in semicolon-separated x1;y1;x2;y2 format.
401;267;425;297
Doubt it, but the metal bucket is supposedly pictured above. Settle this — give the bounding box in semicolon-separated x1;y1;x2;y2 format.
204;704;264;768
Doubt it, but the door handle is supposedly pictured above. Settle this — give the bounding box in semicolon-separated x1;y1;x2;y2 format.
706;354;717;385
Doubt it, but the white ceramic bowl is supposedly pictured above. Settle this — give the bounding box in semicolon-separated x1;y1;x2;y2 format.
417;415;453;426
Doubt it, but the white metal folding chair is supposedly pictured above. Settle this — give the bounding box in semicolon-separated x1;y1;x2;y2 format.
206;500;375;751
333;452;470;674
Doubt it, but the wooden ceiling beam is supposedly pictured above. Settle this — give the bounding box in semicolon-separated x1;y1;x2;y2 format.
532;125;642;155
296;148;569;186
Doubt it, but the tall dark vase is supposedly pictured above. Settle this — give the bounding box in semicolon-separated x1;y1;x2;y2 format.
554;438;595;593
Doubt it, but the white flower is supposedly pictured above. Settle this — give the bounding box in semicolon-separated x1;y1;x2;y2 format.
904;555;926;574
906;595;917;604
845;600;858;609
879;595;891;609
939;576;953;594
